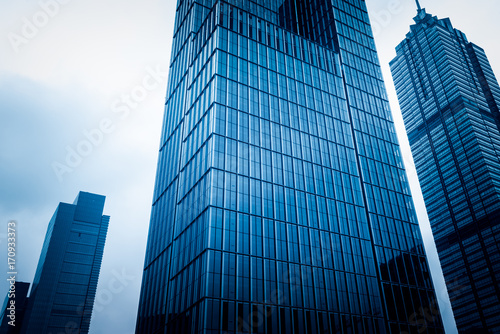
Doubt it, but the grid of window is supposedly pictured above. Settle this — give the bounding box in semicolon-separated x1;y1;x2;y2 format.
137;1;445;333
391;8;500;332
21;193;109;334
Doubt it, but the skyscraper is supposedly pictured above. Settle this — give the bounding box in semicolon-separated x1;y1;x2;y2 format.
0;282;29;334
390;2;500;332
20;192;109;334
137;1;444;333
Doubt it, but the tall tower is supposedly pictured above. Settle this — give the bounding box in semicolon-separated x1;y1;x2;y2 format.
0;282;29;334
390;3;500;333
21;192;109;334
137;1;445;333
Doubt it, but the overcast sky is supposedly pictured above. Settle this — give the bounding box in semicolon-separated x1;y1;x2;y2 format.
1;0;499;333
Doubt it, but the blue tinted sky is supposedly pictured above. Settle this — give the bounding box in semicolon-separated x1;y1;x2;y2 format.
1;0;498;333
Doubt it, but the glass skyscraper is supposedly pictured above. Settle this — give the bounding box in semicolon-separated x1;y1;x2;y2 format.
20;192;109;334
0;282;29;334
137;1;444;333
390;3;500;333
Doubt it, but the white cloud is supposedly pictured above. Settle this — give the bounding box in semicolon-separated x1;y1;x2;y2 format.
0;0;174;333
1;0;498;333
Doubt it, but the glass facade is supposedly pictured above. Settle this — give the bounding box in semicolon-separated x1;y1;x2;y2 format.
390;7;500;333
0;282;29;334
137;1;444;333
20;192;109;334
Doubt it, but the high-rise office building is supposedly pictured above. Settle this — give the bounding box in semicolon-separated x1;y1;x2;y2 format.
0;282;29;334
20;192;109;334
137;1;444;333
390;2;500;332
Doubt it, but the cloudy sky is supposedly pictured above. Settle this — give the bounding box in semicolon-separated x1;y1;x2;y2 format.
1;0;498;333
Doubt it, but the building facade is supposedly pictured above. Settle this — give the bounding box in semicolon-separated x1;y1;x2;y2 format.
20;192;109;334
390;3;500;333
0;282;29;334
137;1;445;333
